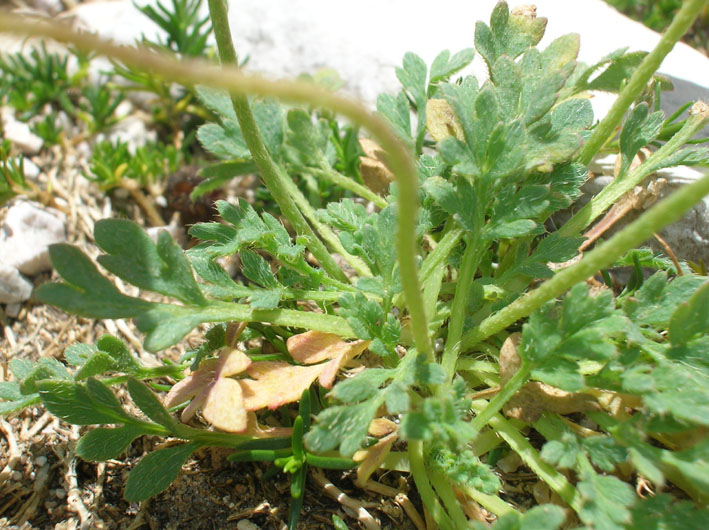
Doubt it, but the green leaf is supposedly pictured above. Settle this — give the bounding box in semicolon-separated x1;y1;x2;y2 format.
20;357;72;394
643;363;709;427
0;393;40;416
396;52;427;105
96;335;142;373
475;1;547;70
622;272;707;329
618;104;664;176
376;91;413;150
95;219;207;306
64;343;98;367
195;85;236;123
126;378;177;431
429;48;475;85
629;494;709;530
582;436;628;472
423;176;479;232
305;398;383;456
338;293;400;360
525;97;593;170
35;244;151;319
37;380;128;425
248;288;282;310
192;160;256;199
240;249;280;289
521;284;619;390
0;381;23;401
585;51;647;93
74;352;119;380
578;472;636;530
124;442;200;502
516;233;583;278
76;424;148;461
330;368;394;402
485;219;539;240
428;446;500;494
284;109;328;168
669;281;709;346
541;432;581;469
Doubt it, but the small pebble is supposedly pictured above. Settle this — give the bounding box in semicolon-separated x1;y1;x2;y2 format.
236;521;260;530
35;455;48;466
54;488;67;499
11;470;22;481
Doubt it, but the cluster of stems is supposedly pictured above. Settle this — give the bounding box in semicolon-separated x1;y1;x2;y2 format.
0;0;707;525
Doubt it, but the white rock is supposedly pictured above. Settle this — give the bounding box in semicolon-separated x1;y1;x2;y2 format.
236;521;260;530
106;115;156;153
23;0;64;16
1;109;44;155
5;302;22;318
69;1;708;109
0;263;33;304
146;224;186;247
0;201;67;276
22;158;41;179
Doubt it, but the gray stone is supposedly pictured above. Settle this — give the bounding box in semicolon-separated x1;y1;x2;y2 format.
0;201;67;276
0;263;33;304
1;107;44;155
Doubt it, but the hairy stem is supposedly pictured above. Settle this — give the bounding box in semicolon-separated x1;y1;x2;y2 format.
442;233;483;379
462;172;709;350
469;362;532;433
576;0;708;166
408;440;455;530
470;401;583;513
207;0;350;283
277;171;373;277
311;166;388;209
429;470;470;529
561;108;708;237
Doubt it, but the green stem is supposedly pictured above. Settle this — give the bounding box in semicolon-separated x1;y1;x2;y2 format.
576;0;708;166
469;362;532;433
182;300;355;337
429;470;470;529
561;110;708;237
461;172;709;350
442;234;482;379
278;171;372;277
470;401;583;513
207;0;348;284
408;440;455;530
457;485;517;518
0;7;432;376
421;227;465;285
310;166;388;209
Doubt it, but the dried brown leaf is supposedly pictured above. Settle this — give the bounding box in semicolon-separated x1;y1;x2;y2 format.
500;333;598;422
217;347;251;377
504;382;599;423
354;431;398;488
202;377;248;432
164;369;215;409
499;332;523;385
359;138;394;196
240;362;326;411
425;99;464;142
